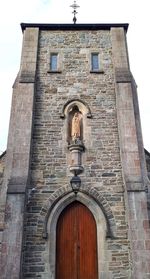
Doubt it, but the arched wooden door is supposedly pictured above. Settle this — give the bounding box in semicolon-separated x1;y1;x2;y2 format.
56;201;98;279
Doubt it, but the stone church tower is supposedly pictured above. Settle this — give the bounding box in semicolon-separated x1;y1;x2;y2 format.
0;23;150;279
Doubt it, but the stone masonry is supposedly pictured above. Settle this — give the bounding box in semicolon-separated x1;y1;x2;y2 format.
0;23;150;279
0;151;6;255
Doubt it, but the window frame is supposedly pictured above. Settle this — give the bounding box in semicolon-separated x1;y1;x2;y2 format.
90;51;104;74
47;49;63;74
91;52;100;71
50;53;58;72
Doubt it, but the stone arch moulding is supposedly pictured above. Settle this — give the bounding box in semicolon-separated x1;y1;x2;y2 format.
36;185;117;239
60;98;92;119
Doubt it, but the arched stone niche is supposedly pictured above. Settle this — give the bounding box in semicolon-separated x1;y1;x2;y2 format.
60;99;92;174
36;186;117;279
60;99;92;144
60;98;92;119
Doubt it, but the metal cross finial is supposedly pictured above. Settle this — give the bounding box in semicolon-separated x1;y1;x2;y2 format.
70;0;80;24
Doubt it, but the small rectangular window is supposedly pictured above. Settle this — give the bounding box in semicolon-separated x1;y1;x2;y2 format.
50;53;58;71
91;53;99;71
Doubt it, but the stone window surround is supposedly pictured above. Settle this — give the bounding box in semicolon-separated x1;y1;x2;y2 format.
89;49;104;74
45;192;109;279
47;48;63;73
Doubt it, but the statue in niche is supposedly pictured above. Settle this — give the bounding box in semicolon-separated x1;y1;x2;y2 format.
71;111;81;141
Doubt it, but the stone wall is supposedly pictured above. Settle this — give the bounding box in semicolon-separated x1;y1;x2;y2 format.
22;29;131;278
0;151;6;256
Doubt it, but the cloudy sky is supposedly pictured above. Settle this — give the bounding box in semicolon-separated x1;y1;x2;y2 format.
0;0;150;154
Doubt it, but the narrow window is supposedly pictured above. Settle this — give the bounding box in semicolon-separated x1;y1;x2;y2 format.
91;53;99;71
50;53;58;71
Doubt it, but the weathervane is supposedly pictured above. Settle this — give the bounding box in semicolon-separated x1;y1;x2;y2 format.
70;0;80;24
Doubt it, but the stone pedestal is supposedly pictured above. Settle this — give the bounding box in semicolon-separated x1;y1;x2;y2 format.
68;141;84;175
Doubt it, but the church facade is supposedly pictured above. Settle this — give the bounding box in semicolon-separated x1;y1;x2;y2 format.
0;23;150;278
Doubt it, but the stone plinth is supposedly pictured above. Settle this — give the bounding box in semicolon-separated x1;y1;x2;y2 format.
68;141;84;175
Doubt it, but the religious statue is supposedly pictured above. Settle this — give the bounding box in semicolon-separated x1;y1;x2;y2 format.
71;112;81;140
68;110;84;175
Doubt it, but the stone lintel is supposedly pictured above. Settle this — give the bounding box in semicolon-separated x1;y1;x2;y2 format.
115;68;132;83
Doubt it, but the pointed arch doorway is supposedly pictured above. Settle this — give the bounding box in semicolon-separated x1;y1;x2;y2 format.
56;201;98;279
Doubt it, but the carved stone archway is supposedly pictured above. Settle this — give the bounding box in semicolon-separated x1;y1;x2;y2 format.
36;185;117;238
60;98;92;119
35;186;117;279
